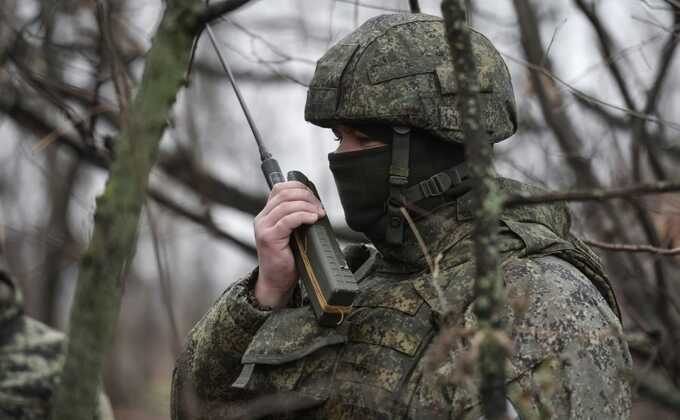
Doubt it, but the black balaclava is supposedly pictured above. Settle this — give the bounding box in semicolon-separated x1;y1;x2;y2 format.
328;125;466;242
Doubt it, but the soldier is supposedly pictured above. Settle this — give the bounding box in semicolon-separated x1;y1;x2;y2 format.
172;13;632;419
0;250;113;419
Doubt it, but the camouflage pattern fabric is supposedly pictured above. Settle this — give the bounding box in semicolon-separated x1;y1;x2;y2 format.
171;179;632;420
0;267;114;419
305;13;517;144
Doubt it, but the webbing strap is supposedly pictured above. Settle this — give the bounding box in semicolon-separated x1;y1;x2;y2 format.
386;126;411;245
389;126;411;183
400;162;470;203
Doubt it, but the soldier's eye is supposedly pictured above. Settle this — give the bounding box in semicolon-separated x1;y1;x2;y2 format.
332;128;342;142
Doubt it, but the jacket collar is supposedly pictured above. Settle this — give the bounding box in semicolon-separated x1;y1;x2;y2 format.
371;178;571;267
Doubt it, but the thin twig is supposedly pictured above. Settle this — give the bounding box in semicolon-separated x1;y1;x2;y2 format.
585;239;680;256
400;207;448;312
184;28;203;83
96;0;132;127
505;179;680;207
11;57;93;143
501;53;680;132
574;0;668;181
574;0;638;110
224;18;316;65
542;18;567;67
214;37;310;86
511;0;600;189
145;203;183;357
644;4;680;115
148;189;257;257
199;0;256;24
400;207;433;272
354;0;359;27
333;0;408;13
634;372;680;414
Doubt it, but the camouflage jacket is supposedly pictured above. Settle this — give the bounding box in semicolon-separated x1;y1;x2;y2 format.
172;179;632;419
0;264;113;419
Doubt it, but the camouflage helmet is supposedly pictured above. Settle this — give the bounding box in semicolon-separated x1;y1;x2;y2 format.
305;13;517;144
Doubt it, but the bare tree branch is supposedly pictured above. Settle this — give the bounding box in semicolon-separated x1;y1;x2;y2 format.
442;1;507;418
199;0;258;24
51;1;213;416
505;179;680;207
145;202;183;358
511;0;656;303
501;53;680;132
572;94;629;129
585;239;680;256
513;0;600;188
148;188;257;257
635;372;680;414
574;0;670;181
333;0;408;13
0;96;111;167
95;0;132;127
644;3;680;115
157;151;266;215
224;18;316;65
574;0;638;110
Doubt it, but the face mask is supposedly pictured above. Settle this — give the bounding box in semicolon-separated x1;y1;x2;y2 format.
328;146;391;237
328;129;466;242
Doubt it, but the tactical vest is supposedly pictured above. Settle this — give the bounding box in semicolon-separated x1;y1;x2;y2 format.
228;181;620;419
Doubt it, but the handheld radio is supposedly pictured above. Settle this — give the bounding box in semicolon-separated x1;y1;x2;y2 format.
205;25;359;326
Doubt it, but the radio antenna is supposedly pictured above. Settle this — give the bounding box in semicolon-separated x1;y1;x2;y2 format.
205;24;271;161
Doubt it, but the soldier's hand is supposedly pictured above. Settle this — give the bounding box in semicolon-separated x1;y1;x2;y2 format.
254;181;325;308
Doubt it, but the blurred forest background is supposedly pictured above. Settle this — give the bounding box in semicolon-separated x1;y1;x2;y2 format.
1;0;680;418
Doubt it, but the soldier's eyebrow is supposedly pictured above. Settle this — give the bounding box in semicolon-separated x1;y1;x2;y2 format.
354;130;373;141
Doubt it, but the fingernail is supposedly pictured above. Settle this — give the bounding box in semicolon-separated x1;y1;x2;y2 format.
318;207;326;216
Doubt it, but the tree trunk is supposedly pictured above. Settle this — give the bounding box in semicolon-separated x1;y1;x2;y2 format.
50;2;204;418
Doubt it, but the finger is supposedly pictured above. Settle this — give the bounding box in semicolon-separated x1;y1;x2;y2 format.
263;201;325;227
270;211;320;239
262;185;322;216
270;181;308;196
262;182;309;215
256;209;320;244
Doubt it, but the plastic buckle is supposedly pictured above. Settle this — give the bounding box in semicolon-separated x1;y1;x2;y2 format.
386;195;403;210
419;172;452;198
385;196;405;244
451;167;463;185
389;175;408;186
393;125;411;135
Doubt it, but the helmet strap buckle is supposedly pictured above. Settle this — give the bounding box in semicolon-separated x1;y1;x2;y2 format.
397;162;470;205
419;172;451;198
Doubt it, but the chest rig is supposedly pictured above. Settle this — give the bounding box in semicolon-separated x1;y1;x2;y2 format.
230;248;454;418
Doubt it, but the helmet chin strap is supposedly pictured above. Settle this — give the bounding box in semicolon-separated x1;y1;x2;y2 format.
385;126;471;246
386;126;411;245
